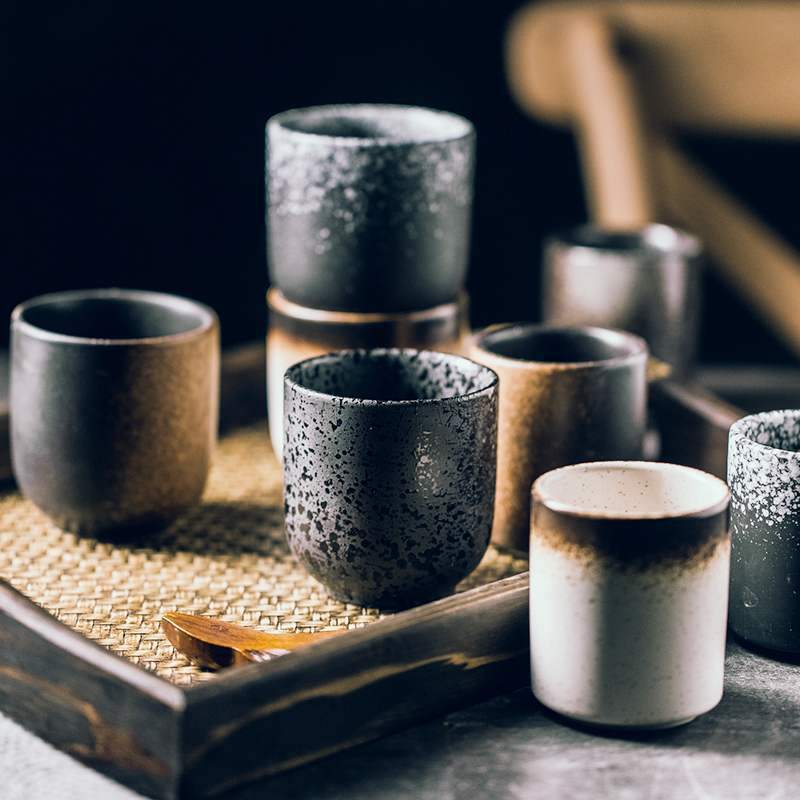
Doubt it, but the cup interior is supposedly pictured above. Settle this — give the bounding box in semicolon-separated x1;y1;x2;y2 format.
554;223;701;257
730;409;800;454
534;462;729;519
286;349;496;403
477;324;644;364
16;291;213;342
272;104;472;144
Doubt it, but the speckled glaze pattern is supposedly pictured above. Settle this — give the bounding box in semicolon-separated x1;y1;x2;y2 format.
283;349;498;609
470;324;647;550
728;410;800;653
543;224;702;376
10;289;220;536
266;104;475;312
266;288;469;459
530;461;731;729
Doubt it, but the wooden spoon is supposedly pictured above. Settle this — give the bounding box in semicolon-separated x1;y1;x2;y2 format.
161;612;343;668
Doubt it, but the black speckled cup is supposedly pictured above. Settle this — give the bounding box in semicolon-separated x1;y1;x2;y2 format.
266;287;469;459
728;410;800;654
283;349;498;609
266;104;475;312
10;289;220;536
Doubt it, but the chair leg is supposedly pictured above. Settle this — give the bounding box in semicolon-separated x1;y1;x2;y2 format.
562;15;655;228
653;136;800;359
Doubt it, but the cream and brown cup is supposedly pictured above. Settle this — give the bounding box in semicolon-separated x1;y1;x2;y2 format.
267;287;469;459
530;461;731;729
470;324;648;550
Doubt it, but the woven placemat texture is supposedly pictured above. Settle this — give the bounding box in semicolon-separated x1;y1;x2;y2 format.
0;424;528;686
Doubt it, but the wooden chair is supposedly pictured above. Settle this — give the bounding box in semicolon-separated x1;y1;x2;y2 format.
506;1;800;357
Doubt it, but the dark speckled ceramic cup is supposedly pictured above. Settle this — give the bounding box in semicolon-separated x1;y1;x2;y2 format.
283;348;498;609
728;410;800;654
267;104;475;312
11;289;220;535
266;287;469;459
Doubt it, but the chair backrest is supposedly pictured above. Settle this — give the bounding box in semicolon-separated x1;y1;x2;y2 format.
508;1;800;135
506;1;800;356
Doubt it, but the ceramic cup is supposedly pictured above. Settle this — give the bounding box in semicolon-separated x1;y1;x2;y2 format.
728;410;800;653
543;224;702;376
266;104;475;312
531;461;731;729
267;287;469;459
283;348;498;609
470;324;647;550
11;289;220;535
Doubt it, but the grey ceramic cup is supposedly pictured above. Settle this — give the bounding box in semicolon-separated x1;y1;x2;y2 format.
728;410;800;653
266;287;469;459
283;348;498;609
266;104;475;312
470;324;648;551
11;289;220;535
543;224;702;376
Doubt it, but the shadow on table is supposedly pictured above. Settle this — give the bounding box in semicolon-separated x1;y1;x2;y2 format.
533;641;800;760
90;500;289;559
729;632;800;666
219;692;545;800
218;644;800;799
536;687;797;758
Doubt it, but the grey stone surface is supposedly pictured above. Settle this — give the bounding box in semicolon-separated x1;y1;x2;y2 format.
2;640;798;799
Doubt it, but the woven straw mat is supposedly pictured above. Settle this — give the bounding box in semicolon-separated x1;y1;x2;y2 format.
0;423;528;686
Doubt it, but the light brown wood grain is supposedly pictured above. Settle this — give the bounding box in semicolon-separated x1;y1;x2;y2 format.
507;1;800;134
652;138;800;357
560;14;654;227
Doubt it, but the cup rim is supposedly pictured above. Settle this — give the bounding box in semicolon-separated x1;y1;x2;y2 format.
266;287;465;325
729;409;800;459
532;460;731;521
11;288;218;346
545;223;702;259
471;323;648;370
267;103;474;148
284;348;498;407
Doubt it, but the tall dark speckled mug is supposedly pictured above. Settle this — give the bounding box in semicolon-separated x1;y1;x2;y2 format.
283;349;498;609
266;104;475;312
11;289;220;535
728;410;800;654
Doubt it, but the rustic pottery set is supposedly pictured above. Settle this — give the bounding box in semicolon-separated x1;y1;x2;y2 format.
8;105;800;735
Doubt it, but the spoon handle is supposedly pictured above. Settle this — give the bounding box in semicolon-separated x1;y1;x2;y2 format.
161;612;343;669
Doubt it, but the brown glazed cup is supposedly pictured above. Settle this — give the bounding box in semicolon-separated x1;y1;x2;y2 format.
11;289;220;535
470;324;648;550
267;287;469;458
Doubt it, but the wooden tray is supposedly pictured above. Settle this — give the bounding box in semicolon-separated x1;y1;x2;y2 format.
0;344;744;799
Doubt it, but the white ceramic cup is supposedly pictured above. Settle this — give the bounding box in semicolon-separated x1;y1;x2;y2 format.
530;461;731;729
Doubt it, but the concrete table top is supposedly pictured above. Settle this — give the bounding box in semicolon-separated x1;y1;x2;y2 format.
2;639;798;800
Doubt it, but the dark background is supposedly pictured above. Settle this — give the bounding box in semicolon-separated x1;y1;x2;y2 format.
4;1;798;363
